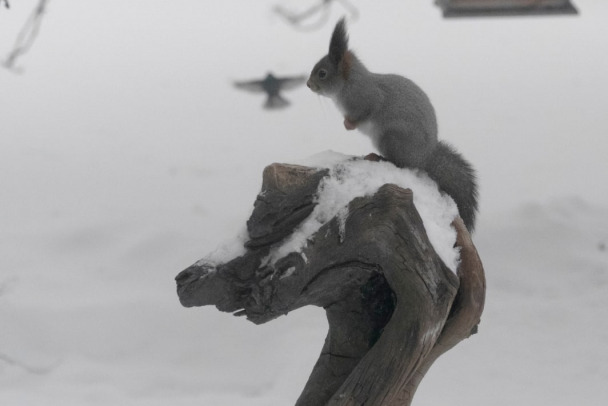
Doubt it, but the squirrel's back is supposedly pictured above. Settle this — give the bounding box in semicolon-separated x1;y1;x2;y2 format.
337;69;440;169
372;73;438;142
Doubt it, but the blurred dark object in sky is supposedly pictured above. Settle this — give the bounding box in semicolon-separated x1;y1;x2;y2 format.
273;0;358;31
234;73;307;110
2;0;49;72
435;0;578;17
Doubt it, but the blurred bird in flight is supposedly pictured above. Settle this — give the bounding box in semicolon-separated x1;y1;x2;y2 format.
234;72;306;109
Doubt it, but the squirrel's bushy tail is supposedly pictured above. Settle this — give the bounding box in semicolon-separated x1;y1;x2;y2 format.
424;141;478;232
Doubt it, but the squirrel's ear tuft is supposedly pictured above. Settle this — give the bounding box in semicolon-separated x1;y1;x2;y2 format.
329;17;348;66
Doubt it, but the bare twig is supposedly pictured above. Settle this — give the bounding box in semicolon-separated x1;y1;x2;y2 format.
274;0;358;31
2;0;10;9
2;0;50;72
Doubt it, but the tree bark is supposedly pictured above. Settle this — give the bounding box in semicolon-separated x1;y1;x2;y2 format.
175;162;485;406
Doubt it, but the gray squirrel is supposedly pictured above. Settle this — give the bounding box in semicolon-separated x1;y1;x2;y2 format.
307;18;478;231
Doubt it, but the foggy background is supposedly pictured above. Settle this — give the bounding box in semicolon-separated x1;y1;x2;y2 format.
2;0;607;405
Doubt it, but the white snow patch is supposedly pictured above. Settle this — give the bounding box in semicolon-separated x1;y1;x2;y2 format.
336;206;349;243
280;266;297;279
197;226;248;266
271;152;460;272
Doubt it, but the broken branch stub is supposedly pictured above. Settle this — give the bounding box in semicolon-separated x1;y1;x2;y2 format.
175;162;485;406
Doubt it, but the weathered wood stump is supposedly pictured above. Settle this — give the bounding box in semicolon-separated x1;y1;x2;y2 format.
175;161;485;406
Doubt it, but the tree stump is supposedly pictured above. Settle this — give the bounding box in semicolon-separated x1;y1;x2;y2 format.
175;161;485;406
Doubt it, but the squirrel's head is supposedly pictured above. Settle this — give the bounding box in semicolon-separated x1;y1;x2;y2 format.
307;18;353;99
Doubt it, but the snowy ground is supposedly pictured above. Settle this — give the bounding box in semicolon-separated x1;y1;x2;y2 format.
2;1;608;405
2;197;607;405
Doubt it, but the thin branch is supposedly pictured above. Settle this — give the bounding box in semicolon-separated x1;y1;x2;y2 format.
2;0;50;72
274;0;358;31
0;352;58;375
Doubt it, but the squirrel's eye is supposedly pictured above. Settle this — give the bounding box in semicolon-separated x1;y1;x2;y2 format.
318;69;327;79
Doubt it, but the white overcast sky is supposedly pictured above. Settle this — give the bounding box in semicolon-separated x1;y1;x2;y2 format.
1;0;607;228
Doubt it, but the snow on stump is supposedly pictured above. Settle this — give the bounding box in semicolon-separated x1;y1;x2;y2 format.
175;153;486;406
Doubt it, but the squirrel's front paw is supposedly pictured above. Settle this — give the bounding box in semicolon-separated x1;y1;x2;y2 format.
343;117;357;130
